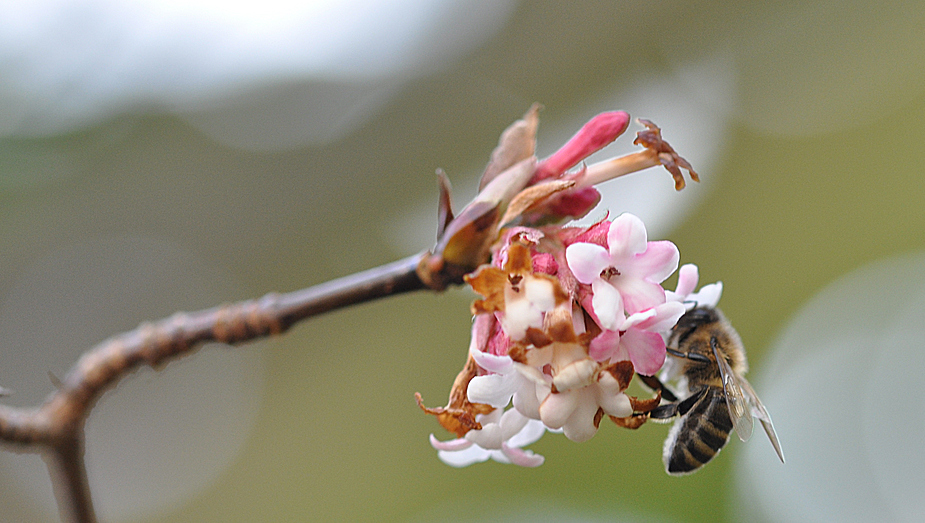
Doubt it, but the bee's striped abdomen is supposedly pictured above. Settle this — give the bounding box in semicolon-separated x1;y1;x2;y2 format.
663;387;733;475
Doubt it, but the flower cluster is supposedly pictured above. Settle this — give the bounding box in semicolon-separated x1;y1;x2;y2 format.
416;106;717;467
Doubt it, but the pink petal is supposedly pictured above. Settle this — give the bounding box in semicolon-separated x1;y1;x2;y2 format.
565;242;611;284
607;213;648;260
588;329;621;361
624;302;686;332
429;434;474;452
614;277;665;314
624;241;680;283
501;443;545;467
622;329;667;376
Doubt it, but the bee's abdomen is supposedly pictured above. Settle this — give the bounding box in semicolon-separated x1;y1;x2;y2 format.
664;388;733;475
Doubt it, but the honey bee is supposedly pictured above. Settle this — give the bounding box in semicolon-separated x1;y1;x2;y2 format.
645;306;785;475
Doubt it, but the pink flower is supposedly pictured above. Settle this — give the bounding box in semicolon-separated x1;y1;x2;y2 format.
587;301;686;375
565;213;679;330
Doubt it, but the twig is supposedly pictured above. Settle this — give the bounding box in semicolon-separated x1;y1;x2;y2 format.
0;251;431;522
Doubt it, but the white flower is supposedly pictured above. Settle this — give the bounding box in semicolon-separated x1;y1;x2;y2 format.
429;408;547;467
665;263;723;309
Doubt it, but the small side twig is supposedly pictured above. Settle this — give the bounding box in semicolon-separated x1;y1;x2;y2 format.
0;251;431;523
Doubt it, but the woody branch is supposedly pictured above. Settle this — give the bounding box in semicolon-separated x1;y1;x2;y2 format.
0;252;432;523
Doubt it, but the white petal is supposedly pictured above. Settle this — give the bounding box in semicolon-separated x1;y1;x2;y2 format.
506;418;547;448
465;423;503;449
674;264;700;296
591;279;625;331
598;390;632;418
500;298;541;340
467;374;518;408
437;446;491;467
561;389;602;443
524;277;556;311
552;358;598;391
499;408;530;440
470;350;514;374
512;382;543;419
539;390;578;429
689;281;723;308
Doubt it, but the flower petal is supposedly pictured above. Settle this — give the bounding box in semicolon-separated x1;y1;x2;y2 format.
501;443;545;467
437;445;491;467
588;329;621;361
629;240;680;283
468;373;519;408
561;390;601;443
690;281;723;308
598;390;632;418
674;264;699;297
624;302;686;332
607;213;648;261
539;390;579;430
470;349;514;374
565;242;611;284
622;328;667;376
506;418;547;448
613;276;665;314
591;279;625;330
465;422;503;449
429;434;473;452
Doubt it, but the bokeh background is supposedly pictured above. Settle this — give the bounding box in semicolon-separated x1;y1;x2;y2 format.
2;1;924;521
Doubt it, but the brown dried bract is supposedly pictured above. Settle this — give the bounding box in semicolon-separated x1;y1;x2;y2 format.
415;353;493;438
610;413;649;429
609;389;663;430
633;119;699;191
479;104;541;190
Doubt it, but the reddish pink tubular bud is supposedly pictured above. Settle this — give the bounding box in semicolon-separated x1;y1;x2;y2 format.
531;111;631;184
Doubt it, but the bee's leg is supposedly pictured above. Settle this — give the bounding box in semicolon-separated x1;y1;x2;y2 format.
636;374;678;402
648;386;708;420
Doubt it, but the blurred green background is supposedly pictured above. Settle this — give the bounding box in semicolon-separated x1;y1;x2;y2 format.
2;1;925;521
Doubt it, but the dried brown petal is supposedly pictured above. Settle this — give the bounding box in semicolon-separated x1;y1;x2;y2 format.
435;169;454;240
633;119;699;191
499;179;575;227
609;414;649;429
480;103;541;190
628;390;662;413
602;360;635;390
593;407;605;429
415;354;493;437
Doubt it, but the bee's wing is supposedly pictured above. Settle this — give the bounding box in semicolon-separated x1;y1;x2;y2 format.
738;376;786;464
712;344;754;442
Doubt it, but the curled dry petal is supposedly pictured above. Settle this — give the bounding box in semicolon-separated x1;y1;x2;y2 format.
633;119;699;191
415;353;493;437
